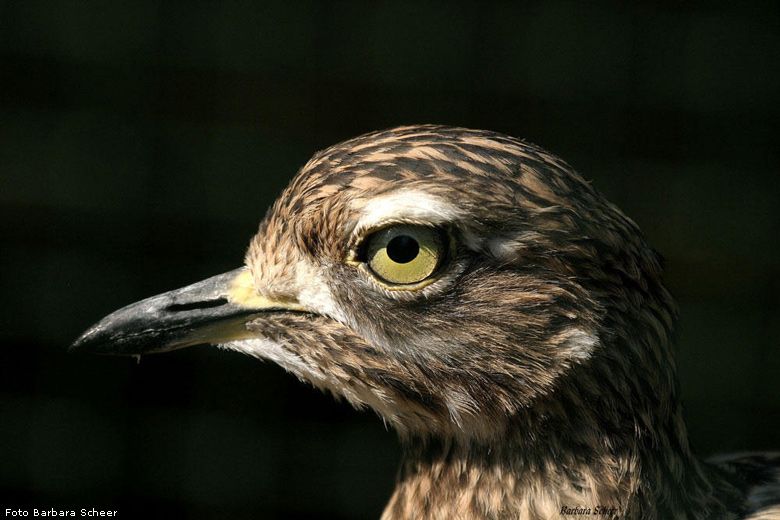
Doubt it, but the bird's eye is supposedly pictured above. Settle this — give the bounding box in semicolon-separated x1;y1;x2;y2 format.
364;225;446;286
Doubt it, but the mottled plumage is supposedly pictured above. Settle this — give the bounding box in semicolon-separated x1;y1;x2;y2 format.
73;125;780;519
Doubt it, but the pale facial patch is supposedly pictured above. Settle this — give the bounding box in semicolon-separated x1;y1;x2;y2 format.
293;259;351;325
220;337;416;433
221;338;315;378
560;328;599;361
487;233;543;262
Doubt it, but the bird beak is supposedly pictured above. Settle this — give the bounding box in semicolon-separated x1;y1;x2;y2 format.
70;267;303;356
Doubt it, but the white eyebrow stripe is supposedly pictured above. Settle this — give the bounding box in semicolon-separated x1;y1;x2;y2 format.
353;191;464;234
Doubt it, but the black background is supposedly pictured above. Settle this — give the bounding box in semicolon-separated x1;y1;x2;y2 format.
1;2;778;519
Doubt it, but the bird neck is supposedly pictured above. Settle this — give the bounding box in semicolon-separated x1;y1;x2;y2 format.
383;356;743;520
383;408;739;519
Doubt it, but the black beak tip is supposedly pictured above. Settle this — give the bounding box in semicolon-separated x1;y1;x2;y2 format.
68;267;254;357
69;325;109;355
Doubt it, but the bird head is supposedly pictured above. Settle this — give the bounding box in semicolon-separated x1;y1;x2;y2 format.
72;126;675;441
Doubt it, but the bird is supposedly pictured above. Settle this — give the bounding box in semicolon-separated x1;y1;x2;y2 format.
72;125;779;519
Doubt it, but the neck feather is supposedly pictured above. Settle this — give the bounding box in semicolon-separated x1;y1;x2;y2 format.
382;335;744;520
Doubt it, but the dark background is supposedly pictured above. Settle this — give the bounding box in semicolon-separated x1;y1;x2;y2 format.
1;2;778;519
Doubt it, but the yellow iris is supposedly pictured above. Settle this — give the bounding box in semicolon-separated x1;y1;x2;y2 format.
365;225;444;285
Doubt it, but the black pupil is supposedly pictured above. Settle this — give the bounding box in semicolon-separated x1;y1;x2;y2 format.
386;235;420;264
